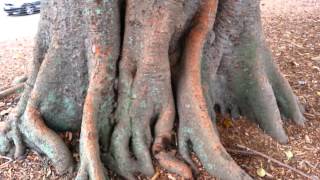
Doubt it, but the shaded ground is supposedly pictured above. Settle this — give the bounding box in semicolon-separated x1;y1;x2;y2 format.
0;0;319;179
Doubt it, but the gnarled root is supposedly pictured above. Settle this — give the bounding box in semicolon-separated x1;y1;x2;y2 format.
76;91;107;180
19;103;73;174
0;0;306;179
107;1;191;179
0;21;44;160
0;103;72;174
176;0;252;179
206;0;305;144
76;0;120;179
263;47;305;125
0;119;24;159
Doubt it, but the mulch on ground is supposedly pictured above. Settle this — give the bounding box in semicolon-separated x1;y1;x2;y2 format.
0;0;319;179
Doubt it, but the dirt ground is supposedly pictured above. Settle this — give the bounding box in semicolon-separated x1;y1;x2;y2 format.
0;0;319;179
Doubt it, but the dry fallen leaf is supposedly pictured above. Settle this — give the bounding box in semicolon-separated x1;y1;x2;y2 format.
311;55;320;61
223;118;233;128
167;174;176;180
284;150;294;160
305;135;312;144
257;167;266;177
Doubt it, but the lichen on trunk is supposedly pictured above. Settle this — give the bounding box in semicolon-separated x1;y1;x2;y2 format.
0;0;305;179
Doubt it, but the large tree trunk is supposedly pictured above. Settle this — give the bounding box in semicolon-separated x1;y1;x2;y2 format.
0;0;305;179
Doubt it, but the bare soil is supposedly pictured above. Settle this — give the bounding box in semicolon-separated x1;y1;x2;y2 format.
0;0;319;179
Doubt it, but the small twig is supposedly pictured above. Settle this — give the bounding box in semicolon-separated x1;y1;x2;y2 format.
304;112;315;119
0;155;12;161
12;75;28;85
226;144;318;180
0;155;13;169
0;83;24;99
151;171;160;180
0;160;13;169
301;160;319;169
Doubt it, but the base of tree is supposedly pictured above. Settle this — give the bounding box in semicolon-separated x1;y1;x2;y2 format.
0;0;305;180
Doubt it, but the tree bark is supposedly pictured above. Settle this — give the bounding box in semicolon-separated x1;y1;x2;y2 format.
0;0;305;179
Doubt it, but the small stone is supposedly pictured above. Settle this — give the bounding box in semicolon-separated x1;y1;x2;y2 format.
298;80;306;85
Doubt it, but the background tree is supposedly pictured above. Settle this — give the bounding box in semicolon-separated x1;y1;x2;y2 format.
0;0;305;179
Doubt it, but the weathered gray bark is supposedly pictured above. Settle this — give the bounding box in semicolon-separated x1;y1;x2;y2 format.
0;0;304;179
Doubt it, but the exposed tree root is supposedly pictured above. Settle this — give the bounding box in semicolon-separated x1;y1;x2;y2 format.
176;0;251;179
20;104;73;174
107;1;192;179
76;91;107;180
0;120;24;159
0;2;48;160
204;0;305;144
0;0;307;179
76;0;120;179
224;50;289;143
2;0;88;176
262;47;305;125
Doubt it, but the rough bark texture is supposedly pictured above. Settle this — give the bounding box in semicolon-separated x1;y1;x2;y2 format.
0;0;305;179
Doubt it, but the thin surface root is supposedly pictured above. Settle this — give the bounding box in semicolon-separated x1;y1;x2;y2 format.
154;151;193;179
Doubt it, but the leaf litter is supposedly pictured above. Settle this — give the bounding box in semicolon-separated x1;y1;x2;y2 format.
0;0;320;179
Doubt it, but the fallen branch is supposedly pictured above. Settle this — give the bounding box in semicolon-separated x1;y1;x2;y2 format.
0;83;24;100
226;144;318;180
12;75;28;85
